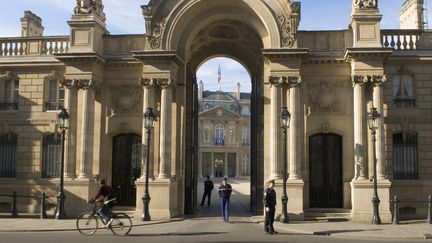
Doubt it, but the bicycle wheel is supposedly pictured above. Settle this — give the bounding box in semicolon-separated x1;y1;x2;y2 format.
109;213;133;236
76;212;99;236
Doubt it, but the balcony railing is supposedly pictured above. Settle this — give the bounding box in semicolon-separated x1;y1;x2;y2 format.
381;29;423;51
45;101;64;111
0;36;70;56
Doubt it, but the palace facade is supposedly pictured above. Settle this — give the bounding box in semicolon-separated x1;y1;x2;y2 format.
0;0;432;222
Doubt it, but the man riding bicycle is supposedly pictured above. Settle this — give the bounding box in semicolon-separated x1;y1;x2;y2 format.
89;179;116;224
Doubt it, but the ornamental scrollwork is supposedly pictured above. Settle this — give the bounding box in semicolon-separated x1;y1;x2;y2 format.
110;85;142;115
307;81;344;114
277;15;295;48
149;21;165;50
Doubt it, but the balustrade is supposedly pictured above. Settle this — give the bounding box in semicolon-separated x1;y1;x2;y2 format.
0;36;70;56
381;30;422;50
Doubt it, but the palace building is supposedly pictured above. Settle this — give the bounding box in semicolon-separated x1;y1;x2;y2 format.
0;0;432;222
198;81;251;179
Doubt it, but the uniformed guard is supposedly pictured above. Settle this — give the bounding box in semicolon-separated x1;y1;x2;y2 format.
200;175;214;206
264;179;277;234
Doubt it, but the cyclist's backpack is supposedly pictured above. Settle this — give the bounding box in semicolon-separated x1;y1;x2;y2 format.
104;193;117;208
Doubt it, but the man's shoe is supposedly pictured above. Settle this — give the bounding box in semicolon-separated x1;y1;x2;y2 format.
269;231;275;235
272;231;278;234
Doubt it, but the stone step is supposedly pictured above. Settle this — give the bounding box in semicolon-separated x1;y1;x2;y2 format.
304;208;352;221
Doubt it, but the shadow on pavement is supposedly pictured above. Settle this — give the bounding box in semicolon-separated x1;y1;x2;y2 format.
129;231;228;237
313;228;383;236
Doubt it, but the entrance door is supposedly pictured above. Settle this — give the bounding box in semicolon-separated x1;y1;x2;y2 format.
309;133;343;208
112;133;141;206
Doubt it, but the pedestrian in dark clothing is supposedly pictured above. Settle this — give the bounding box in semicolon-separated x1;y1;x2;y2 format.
264;179;278;234
218;177;232;222
200;176;214;206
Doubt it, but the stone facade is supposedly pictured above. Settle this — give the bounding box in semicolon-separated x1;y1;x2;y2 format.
198;81;251;179
0;0;431;222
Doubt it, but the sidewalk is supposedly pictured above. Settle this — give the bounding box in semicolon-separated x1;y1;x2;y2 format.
252;216;432;240
0;216;182;232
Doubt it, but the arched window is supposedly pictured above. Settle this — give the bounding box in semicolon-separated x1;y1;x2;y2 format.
0;133;17;178
393;132;418;180
392;73;415;108
42;134;61;178
215;123;224;145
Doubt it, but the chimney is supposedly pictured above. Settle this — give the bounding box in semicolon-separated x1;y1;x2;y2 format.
21;11;44;37
236;82;241;100
400;0;425;29
198;80;204;100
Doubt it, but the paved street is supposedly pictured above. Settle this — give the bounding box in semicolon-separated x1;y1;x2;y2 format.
0;179;431;242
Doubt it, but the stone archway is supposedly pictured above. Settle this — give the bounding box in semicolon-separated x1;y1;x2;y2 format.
134;0;302;218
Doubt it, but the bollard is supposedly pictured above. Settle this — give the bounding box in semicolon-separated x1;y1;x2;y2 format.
11;191;18;218
392;195;399;225
40;192;47;219
427;195;432;224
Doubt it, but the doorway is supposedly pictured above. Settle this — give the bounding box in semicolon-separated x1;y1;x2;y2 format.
309;133;343;208
112;133;141;206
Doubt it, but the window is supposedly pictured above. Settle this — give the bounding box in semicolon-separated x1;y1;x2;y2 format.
229;126;235;145
204;128;210;144
42;134;61;178
393;132;418;180
242;127;250;145
215;123;224;145
2;79;19;111
392;73;415;108
241;105;250;115
0;133;17;178
242;153;249;176
46;79;65;110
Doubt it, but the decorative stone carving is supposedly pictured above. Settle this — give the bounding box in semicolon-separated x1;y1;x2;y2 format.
269;75;301;87
353;0;378;9
370;75;387;86
110;85;142;115
74;0;104;15
308;81;344;113
352;75;368;86
139;78;155;87
269;76;285;86
156;78;174;89
0;71;19;81
59;79;75;89
277;15;295;48
76;79;100;90
149;21;165;50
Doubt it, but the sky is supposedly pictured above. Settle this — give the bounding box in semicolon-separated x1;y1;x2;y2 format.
1;0;431;92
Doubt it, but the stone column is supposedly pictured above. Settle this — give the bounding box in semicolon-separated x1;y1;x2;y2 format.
371;75;387;179
352;75;368;180
139;78;155;180
77;79;97;179
157;78;174;179
288;76;302;180
269;76;282;180
61;79;77;179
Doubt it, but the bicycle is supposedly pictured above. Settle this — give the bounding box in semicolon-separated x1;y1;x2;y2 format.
76;201;133;236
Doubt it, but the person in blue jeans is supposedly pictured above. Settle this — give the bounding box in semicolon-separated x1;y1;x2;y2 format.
218;177;232;222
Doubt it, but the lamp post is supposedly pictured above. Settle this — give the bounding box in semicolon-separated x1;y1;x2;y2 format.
55;108;69;220
368;107;381;225
280;107;291;223
142;108;156;221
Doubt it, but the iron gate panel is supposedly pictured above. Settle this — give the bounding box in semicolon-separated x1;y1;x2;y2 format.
112;133;141;206
309;133;343;208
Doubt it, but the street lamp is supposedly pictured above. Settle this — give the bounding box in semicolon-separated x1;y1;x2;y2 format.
368;107;381;224
55;108;69;220
142;107;156;221
280;107;291;223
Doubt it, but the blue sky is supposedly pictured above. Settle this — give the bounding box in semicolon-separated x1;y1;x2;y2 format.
1;0;430;92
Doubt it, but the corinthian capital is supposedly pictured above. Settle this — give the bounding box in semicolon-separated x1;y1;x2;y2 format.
139;78;155;87
156;78;174;89
370;75;387;86
352;75;368;86
287;76;301;88
77;79;100;90
269;76;284;86
59;79;75;89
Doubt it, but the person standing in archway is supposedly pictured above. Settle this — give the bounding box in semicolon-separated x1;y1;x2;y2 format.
200;175;214;206
218;177;232;222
